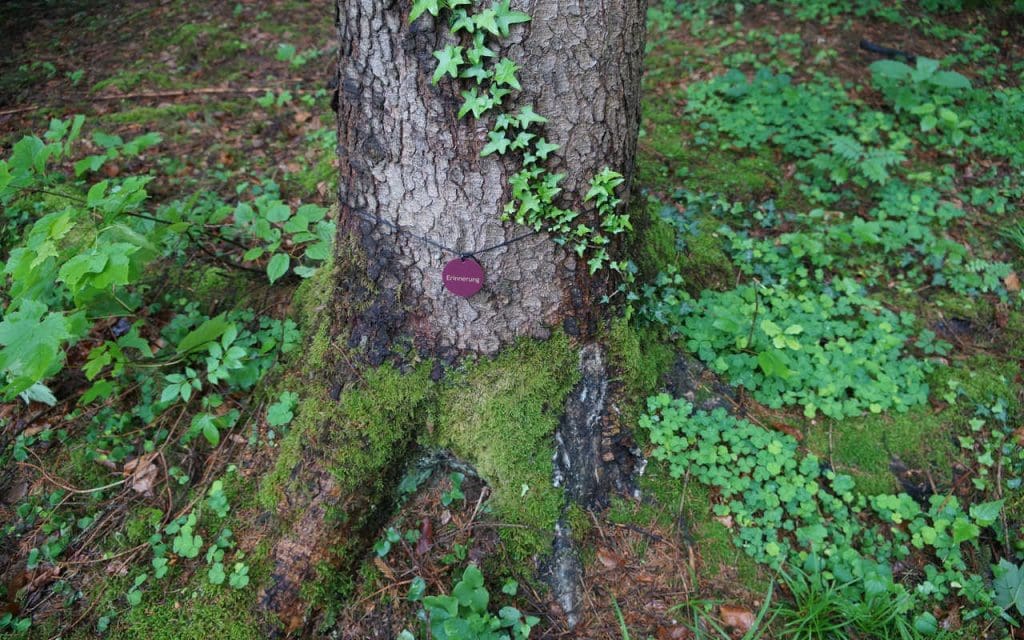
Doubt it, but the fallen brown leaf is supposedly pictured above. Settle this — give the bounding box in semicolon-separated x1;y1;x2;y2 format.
1005;272;1020;293
656;625;691;640
719;604;755;633
597;547;623;569
123;453;159;495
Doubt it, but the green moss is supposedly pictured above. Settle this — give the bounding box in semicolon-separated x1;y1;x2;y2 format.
637;98;780;203
563;503;592;548
629;197;733;291
91;70;175;93
123;508;165;546
928;354;1017;410
109;576;266;640
630;199;679;280
606;317;675;429
929;291;995;322
328;363;436;494
679;216;734;291
432;333;579;561
804;408;952;496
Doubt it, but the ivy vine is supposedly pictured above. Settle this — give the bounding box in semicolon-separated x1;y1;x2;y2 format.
411;0;635;281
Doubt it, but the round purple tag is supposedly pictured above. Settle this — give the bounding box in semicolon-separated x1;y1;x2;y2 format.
442;258;484;298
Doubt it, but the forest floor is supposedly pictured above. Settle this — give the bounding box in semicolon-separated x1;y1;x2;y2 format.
1;0;1023;639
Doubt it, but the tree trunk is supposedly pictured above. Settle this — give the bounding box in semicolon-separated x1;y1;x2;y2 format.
335;0;647;362
260;5;646;631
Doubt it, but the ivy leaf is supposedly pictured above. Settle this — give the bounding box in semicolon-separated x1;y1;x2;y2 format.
533;138;559;159
458;88;493;119
267;253;290;283
493;58;521;90
466;32;497;64
459;63;491;83
473;7;500;35
450;9;475;33
481;130;511;157
510;131;535;151
493;0;531;36
515;105;547;127
432;45;464;84
410;0;442;22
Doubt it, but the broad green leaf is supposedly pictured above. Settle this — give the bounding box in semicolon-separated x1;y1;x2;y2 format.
969;499;1003;527
19;382;57;406
264;201;291;223
267;253;290;283
176;314;231;354
275;43;297;62
916;56;940;75
92;131;123;149
0;300;74;396
869;59;912;81
930;70;971;90
757;349;791;379
304;242;330;261
994;559;1024;615
202;420;220;446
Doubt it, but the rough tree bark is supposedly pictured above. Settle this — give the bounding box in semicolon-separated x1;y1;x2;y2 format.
335;0;647;361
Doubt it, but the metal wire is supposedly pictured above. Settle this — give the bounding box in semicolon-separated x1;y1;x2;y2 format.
348;209;540;261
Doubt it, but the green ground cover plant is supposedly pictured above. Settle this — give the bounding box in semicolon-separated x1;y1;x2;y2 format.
641;394;1020;634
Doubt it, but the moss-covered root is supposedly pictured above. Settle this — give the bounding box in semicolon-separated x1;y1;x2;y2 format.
432;333;580;564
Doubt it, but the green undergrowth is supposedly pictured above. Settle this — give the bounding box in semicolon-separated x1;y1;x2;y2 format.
804;408;953;496
629;197;734;293
606;317;676;414
641;395;1018;635
431;331;579;563
608;463;769;595
101;548;271;640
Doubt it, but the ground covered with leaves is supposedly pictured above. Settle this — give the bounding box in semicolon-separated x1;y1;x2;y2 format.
1;0;1024;639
